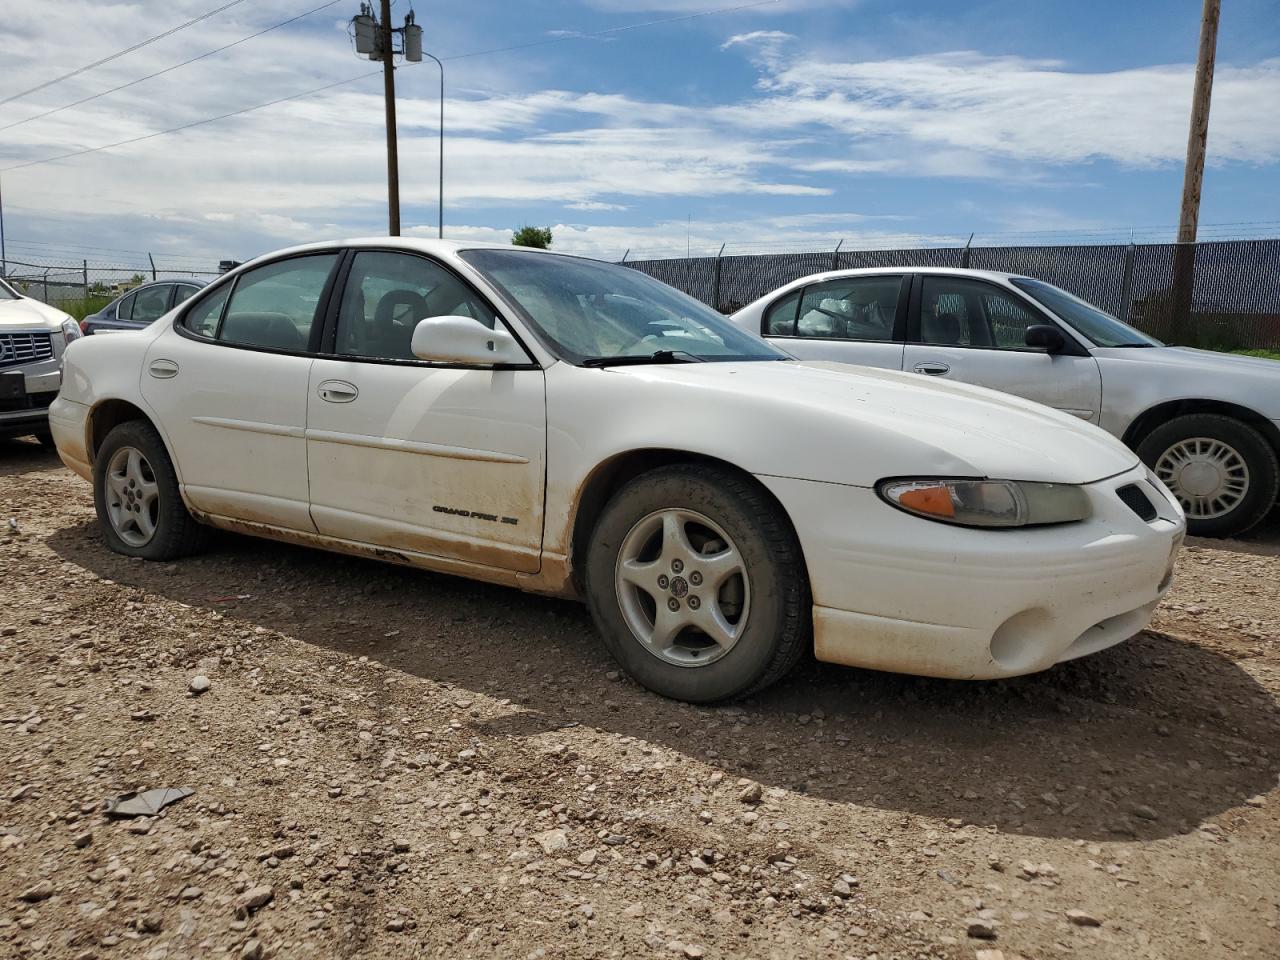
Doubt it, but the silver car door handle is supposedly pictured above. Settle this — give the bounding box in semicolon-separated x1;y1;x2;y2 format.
317;380;358;403
913;361;951;376
148;359;179;379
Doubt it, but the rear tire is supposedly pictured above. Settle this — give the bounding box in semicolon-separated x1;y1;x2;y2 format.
585;464;809;702
1137;413;1278;538
93;420;208;560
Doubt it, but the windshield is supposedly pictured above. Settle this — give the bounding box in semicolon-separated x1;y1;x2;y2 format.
460;249;787;365
1011;277;1161;347
0;278;19;301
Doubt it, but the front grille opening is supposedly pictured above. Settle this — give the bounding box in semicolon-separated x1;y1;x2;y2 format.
1117;483;1157;522
0;332;55;368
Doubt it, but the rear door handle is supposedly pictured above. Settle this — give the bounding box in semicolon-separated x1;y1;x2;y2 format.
912;361;950;376
148;359;179;379
317;380;358;403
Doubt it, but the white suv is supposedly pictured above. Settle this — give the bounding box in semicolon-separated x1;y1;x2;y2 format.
731;267;1280;537
0;277;81;444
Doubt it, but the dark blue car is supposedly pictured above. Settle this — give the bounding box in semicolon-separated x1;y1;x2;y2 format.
81;280;205;335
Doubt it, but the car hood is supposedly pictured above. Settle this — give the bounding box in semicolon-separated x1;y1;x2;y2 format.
0;297;70;329
1093;344;1280;375
590;360;1138;487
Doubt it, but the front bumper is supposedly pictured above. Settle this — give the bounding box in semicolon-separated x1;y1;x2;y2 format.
48;395;93;480
0;337;65;438
760;464;1184;679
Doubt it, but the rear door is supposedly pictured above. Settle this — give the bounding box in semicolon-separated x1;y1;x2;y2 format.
305;249;547;573
141;252;340;531
901;274;1102;421
757;274;907;370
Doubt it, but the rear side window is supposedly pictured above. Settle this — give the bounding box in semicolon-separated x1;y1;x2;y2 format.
795;276;901;341
131;285;172;324
184;285;231;338
173;284;199;306
116;291;137;321
763;290;801;336
216;254;338;351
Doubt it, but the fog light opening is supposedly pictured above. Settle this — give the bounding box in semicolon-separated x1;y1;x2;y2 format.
989;608;1054;672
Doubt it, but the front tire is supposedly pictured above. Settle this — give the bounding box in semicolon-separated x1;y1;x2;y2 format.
585;464;809;702
93;420;208;560
1137;413;1279;538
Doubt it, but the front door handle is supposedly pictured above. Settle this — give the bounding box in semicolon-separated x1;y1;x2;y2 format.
913;361;951;376
148;359;179;379
317;380;358;403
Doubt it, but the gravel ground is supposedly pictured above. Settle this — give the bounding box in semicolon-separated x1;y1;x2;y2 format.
2;437;1278;960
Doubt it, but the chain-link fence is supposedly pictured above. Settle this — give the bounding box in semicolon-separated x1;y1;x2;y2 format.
623;238;1280;349
1;254;223;318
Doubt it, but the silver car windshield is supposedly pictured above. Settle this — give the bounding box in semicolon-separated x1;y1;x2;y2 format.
460;249;788;365
1012;277;1161;348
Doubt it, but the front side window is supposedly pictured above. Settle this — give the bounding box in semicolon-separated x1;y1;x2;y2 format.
795;276;901;341
763;289;801;335
217;254;338;351
131;285;172;325
461;249;786;365
919;276;1049;350
335;251;499;361
1012;277;1160;347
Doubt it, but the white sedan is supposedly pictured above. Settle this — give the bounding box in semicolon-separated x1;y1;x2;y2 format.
730;267;1280;537
50;240;1184;701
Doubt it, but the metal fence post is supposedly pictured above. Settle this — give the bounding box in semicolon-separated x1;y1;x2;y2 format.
1118;241;1136;323
619;248;629;264
148;252;157;281
959;233;973;268
82;259;88;302
712;243;725;312
831;238;843;271
42;267;49;302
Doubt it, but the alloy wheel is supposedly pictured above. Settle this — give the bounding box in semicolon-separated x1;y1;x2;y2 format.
614;508;751;667
104;446;160;547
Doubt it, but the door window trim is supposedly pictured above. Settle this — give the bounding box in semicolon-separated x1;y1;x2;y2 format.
906;273;1090;358
173;248;346;358
762;273;911;344
316;246;540;370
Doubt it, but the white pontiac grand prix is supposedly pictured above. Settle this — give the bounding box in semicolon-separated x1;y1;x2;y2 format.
50;239;1185;702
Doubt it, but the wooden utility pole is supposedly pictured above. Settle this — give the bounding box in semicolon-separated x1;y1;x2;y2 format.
380;0;400;236
1170;0;1219;342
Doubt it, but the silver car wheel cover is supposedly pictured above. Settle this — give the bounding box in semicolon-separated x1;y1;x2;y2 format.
104;446;160;547
1154;436;1250;520
614;508;751;668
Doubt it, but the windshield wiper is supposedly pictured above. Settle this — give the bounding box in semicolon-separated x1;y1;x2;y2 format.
581;349;706;368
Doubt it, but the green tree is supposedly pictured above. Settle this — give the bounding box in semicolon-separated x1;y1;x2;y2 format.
512;225;552;249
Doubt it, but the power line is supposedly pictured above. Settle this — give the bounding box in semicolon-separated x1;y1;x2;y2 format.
0;0;345;134
0;0;777;174
0;0;251;108
1;72;380;173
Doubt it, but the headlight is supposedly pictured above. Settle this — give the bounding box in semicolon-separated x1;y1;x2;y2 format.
877;478;1091;528
60;318;82;343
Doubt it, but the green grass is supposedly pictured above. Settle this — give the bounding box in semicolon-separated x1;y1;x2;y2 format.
1231;348;1280;362
59;296;113;322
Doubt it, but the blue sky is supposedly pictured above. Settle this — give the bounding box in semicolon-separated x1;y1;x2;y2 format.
1;0;1278;270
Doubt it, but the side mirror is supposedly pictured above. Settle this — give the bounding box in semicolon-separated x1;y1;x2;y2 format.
410;315;528;366
1025;324;1066;354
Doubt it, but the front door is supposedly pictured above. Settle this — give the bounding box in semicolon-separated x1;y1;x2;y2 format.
305;249;546;573
141;252;340;531
902;274;1102;421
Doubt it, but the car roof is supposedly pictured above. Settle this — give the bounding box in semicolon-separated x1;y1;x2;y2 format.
234;237;581;272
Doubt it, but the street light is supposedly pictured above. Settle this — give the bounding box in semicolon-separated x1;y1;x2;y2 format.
350;2;425;236
421;50;444;239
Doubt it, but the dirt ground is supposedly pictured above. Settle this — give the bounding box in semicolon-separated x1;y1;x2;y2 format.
2;437;1278;960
